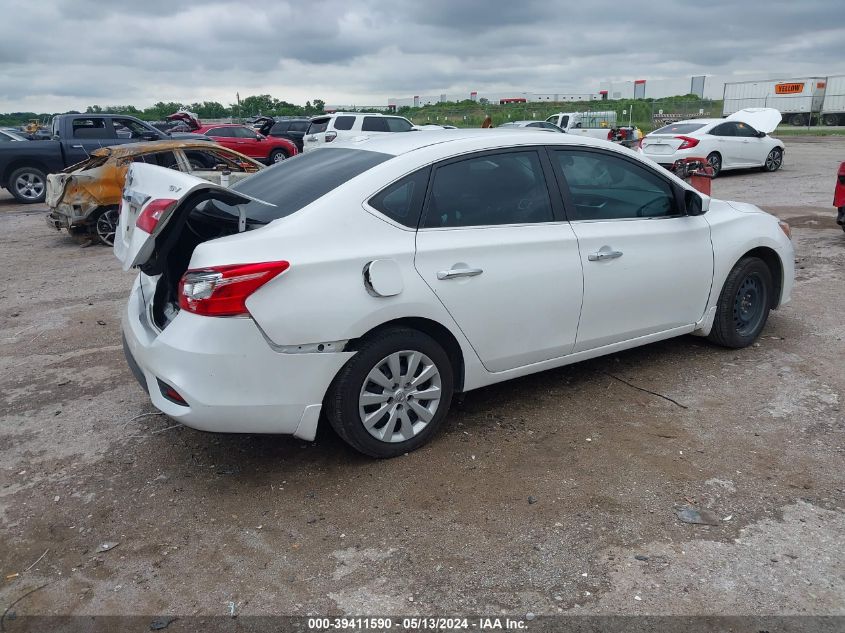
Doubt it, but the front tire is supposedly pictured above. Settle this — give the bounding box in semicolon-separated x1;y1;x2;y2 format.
763;147;783;172
708;257;773;348
9;166;47;203
325;327;454;458
268;149;288;164
706;152;722;178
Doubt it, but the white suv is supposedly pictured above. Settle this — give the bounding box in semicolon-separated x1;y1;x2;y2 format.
303;113;415;152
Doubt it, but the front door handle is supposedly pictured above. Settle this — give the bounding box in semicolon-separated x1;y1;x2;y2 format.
437;267;483;280
71;144;83;149
588;250;623;262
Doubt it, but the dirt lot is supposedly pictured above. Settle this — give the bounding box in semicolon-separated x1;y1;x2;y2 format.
1;138;843;623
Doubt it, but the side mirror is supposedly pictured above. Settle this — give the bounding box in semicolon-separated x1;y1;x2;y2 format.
757;131;767;138
140;131;160;141
255;135;264;141
684;188;709;216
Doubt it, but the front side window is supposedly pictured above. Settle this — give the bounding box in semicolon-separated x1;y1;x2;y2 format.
362;117;390;132
368;168;430;227
423;151;553;228
206;127;233;138
183;148;260;173
113;118;151;138
553;149;678;220
232;126;258;139
130;151;179;169
386;117;413;132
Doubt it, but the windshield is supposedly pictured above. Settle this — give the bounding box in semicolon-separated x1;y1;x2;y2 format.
651;123;706;135
197;148;391;224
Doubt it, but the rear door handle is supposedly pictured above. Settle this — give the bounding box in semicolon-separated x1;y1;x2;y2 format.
437;267;483;280
71;144;83;149
588;250;623;262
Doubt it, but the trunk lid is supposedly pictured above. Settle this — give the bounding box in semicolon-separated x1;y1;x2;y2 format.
113;163;256;272
726;107;781;134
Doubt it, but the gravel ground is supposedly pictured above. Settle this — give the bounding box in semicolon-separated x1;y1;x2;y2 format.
0;137;843;623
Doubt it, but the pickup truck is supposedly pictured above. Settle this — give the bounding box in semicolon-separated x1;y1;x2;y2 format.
545;111;640;147
0;114;207;203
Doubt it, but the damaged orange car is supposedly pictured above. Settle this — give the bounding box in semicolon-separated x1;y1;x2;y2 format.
46;140;264;245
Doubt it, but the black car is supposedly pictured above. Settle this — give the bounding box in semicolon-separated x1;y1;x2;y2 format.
253;116;311;152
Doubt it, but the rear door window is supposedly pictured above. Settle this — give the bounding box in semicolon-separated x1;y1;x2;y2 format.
290;121;309;132
362;117;390;132
130;151;179;169
422;151;554;228
71;118;115;140
368;168;430;227
333;116;355;131
269;122;289;134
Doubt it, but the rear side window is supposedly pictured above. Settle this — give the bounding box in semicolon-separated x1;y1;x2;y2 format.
368;168;430;227
423;151;553;228
307;118;330;134
652;123;706;134
362;117;389;132
333;116;355;131
199;148;391;224
72;118;114;139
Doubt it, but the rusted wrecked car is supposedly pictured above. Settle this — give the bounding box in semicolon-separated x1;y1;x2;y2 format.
46;140;264;245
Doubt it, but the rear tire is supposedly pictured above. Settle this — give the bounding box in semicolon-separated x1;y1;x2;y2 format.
9;166;47;203
707;257;773;348
325;327;454;458
93;206;119;246
790;113;807;126
823;114;840;127
706;152;722;178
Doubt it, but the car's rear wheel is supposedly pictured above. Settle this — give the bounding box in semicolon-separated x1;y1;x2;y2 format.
763;148;783;172
708;256;773;348
823;114;841;126
93;206;119;246
706;152;722;177
268;149;287;164
325;327;454;458
790;113;807;126
9;166;47;203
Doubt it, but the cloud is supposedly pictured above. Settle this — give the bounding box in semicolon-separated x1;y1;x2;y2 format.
0;0;842;112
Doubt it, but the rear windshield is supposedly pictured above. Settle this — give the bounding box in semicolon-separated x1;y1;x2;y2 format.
198;148;391;224
651;123;706;135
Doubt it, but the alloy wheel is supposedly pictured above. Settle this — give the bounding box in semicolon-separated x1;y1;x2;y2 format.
765;149;782;171
358;350;442;443
15;172;45;201
95;208;119;246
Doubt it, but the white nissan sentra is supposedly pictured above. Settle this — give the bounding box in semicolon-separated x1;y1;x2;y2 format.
115;130;794;458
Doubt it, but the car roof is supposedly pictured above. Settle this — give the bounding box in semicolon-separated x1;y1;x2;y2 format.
89;139;261;162
332;128;625;157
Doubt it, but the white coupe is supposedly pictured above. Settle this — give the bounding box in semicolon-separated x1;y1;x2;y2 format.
115;130;794;458
639;108;785;176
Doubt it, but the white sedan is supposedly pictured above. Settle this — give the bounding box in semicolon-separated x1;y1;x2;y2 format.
115;130;794;458
639;108;785;176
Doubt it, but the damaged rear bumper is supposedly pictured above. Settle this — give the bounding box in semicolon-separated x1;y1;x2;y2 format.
121;276;354;440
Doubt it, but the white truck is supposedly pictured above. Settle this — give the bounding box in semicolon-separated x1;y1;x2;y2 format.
722;77;827;126
545;111;639;146
821;74;845;126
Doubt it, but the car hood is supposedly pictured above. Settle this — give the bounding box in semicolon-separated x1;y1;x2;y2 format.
726;108;781;134
727;200;768;215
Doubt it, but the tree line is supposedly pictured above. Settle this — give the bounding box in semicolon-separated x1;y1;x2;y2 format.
0;95;327;127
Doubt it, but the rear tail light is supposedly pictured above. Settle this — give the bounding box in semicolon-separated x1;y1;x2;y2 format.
607;130;614;141
178;261;290;317
136;198;177;234
676;136;700;150
325;131;337;142
637;137;645;150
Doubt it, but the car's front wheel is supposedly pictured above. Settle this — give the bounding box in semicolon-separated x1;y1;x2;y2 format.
763;147;783;172
9;166;47;203
708;256;773;348
325;327;454;458
268;149;288;164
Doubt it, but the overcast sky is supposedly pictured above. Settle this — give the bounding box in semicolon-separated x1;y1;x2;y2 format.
1;0;843;111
